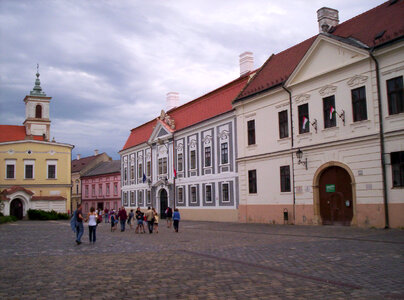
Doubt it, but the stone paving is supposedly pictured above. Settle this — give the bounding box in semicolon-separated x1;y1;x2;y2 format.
0;220;403;299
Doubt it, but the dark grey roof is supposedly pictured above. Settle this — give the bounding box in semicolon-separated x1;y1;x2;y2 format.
82;160;120;177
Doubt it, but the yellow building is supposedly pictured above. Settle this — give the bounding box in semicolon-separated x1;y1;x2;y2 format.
0;71;74;218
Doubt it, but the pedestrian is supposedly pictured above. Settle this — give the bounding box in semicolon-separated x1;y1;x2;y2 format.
153;208;159;233
110;211;117;232
173;208;180;233
135;207;145;234
75;203;84;244
165;206;173;228
104;207;109;223
118;207;128;232
128;209;134;230
145;206;154;234
85;206;97;244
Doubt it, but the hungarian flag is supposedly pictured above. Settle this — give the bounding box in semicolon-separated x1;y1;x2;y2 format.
173;168;177;178
330;106;335;119
302;116;309;131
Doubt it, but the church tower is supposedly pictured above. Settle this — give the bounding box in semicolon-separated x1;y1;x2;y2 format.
23;67;52;141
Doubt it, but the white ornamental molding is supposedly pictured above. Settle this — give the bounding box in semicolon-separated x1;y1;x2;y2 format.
294;94;310;104
319;85;337;97
7;149;15;155
219;130;229;140
159;145;167;155
202;135;212;144
159;109;176;130
347;75;368;87
146;152;151;160
176;143;183;152
189;139;197;148
138;153;143;160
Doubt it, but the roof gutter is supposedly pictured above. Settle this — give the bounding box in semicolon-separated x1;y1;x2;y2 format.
369;49;389;229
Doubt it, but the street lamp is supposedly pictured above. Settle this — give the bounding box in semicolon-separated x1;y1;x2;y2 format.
296;148;308;170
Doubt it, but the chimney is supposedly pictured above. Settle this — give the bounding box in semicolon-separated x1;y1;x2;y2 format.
166;92;179;111
317;7;339;33
77;154;81;160
239;52;254;76
94;149;99;156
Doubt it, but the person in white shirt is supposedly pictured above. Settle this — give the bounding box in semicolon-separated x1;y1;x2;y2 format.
85;207;98;244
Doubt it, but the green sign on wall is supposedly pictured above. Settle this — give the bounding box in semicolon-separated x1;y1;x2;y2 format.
326;184;335;193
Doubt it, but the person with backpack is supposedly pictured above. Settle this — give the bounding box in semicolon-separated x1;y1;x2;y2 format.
165;206;173;228
173;208;180;233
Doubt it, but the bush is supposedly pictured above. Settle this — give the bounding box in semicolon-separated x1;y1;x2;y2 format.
0;215;17;224
27;209;69;220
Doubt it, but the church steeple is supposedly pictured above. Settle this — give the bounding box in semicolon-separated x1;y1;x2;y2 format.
23;65;52;141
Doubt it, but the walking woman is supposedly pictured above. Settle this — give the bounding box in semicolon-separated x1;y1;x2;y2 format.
173;208;180;233
86;207;98;244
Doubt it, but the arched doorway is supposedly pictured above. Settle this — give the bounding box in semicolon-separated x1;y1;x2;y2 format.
160;189;168;219
10;199;23;220
318;166;353;226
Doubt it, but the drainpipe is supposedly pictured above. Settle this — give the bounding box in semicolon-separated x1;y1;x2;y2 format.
173;134;176;210
369;49;389;229
282;86;296;225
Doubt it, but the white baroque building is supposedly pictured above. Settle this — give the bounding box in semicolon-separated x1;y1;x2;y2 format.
119;59;254;221
233;2;404;228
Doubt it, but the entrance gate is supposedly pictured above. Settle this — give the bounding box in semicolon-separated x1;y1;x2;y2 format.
319;166;353;226
10;199;23;220
160;189;168;219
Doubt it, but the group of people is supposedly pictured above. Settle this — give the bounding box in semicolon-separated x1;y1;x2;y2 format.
71;204;181;245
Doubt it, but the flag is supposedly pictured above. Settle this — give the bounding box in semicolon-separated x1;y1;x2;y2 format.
330;106;335;120
173;168;177;178
302;116;308;131
142;173;146;183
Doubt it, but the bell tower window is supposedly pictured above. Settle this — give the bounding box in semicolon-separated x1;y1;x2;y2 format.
35;105;42;118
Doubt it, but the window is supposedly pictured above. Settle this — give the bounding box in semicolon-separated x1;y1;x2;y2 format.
205;185;212;202
221;143;228;164
298;103;310;134
6;161;15;179
222;183;229;202
204;147;211;167
191;186;197;203
158;158;167;175
85;185;89;197
387;76;403;115
98;184;102;196
248;170;257;194
323;95;336;128
114;183;118;195
391;151;404;187
106;183;110;196
177;153;183;172
178;187;184;203
146;190;150;205
278;110;289;139
47;160;57;179
138;163;143;179
247;120;256;145
123;165;127;182
280;166;291;192
130;165;134;181
190;150;196;169
35;105;42;118
76;183;79;194
351;86;367;122
24;160;35;179
140;190;145;205
146;161;151;177
92;185;96;196
123;192;128;206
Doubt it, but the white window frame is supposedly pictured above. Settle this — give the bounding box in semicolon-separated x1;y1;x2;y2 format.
5;159;16;179
46;160;57;179
190;186;197;203
222;182;230;203
205;184;212;203
24;160;35;179
178;187;184;204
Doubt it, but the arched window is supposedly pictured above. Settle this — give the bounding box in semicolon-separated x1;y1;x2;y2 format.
35;105;42;118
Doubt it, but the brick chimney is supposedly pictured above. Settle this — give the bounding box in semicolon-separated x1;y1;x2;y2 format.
239;52;254;76
166;92;179;111
317;7;339;33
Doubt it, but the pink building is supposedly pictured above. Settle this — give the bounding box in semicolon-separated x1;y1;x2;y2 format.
81;160;121;214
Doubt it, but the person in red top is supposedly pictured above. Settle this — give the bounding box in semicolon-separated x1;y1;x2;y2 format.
117;207;128;232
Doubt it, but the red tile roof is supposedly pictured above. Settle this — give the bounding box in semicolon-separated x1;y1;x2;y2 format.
235;0;404;101
122;74;251;151
0;186;34;200
0;125;45;143
71;153;106;173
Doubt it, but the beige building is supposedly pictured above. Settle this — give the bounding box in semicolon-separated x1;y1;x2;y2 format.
233;2;404;228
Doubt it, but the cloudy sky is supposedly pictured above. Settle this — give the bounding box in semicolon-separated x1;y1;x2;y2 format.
0;0;382;160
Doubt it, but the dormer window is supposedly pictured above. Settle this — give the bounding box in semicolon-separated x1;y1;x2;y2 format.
35;105;42;118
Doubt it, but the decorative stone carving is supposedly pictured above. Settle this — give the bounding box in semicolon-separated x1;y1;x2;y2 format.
319;85;337;96
176;143;183;151
202;135;212;144
294;94;310;104
189;139;197;148
159;109;176;129
219;130;229;140
347;75;368;87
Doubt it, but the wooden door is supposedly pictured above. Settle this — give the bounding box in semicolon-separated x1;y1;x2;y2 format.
319;166;353;226
160;189;168;219
10;199;23;220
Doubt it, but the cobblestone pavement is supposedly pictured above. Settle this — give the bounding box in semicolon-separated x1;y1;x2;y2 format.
0;220;403;299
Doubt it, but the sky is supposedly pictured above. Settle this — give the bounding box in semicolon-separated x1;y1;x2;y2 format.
0;0;383;160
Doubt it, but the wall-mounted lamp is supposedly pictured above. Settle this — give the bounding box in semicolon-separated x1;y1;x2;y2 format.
296;148;308;170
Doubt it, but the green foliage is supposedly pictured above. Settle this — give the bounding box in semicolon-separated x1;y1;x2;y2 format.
0;215;17;224
27;209;69;220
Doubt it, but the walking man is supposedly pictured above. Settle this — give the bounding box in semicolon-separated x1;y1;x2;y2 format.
118;207;128;232
75;203;84;244
145;206;154;234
